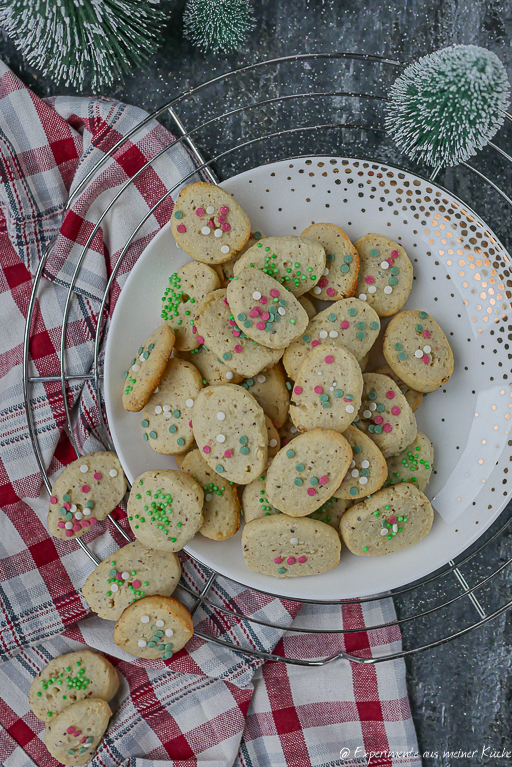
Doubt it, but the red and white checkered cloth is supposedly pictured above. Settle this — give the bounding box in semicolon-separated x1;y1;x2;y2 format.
0;61;422;767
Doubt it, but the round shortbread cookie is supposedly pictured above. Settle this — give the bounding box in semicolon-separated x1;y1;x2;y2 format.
354;234;413;316
192;384;268;484
114;595;193;659
355;373;417;458
44;699;111;766
127;469;203;552
29;651;119;723
382;310;454;393
240;363;289;428
333;425;388;500
227;268;309;349
233;235;326;297
266;428;352;516
160;261;220;351
194;289;285;378
213;230;265;286
289;344;363;434
298;295;317;320
82;541;181;621
181;448;240;540
170;182;251;264
385;431;434;492
48;452;126;541
140;357;203;454
265;416;281;460
340;484;434;556
302;222;359;300
176;344;243;386
375;364;423;412
122;325;175;412
283;298;380;379
242;515;341;578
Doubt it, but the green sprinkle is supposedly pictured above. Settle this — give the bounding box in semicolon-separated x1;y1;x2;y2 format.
174;210;183;219
149;431;157;439
173;410;181;418
169;425;177;433
341;264;350;273
223;352;232;361
398;351;407;360
295;463;305;472
419;311;428;319
239;436;248;445
177;438;185;446
394;342;402;351
63;494;70;502
370;248;379;257
141;419;149;427
370;321;379;330
277;567;287;574
302;334;311;342
389;277;398;286
356;331;365;340
240;446;250;455
328;313;337;322
310;477;319;485
416;324;423;332
286;450;295;458
294;478;303;486
348;307;357;317
326;253;335;262
334;389;343;398
368;391;377;400
216;465;224;473
343;254;352;264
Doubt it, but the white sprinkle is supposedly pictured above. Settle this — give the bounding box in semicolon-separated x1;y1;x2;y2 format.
368;286;377;294
323;268;329;276
216;434;226;443
380;528;388;536
333;382;337;387
141;615;150;623
414;349;423;358
290;537;299;545
329;386;334;392
80;464;88;473
214;229;223;238
65;521;73;529
70;504;77;513
269;439;278;447
359;476;368;485
319;330;328;339
111;584;119;592
109;469;118;478
358;293;367;301
185;399;194;408
363;409;372;418
329;330;338;338
317;370;323;376
164;411;172;418
83;508;91;516
423;345;431;354
165;628;174;637
351;468;359;478
380;261;389;269
206;205;214;214
155;405;162;414
139;353;145;362
278;306;286;316
206;493;212;501
220;245;230;254
353;414;360;422
122;571;130;580
225;371;234;380
350;459;356;468
217;412;226;420
156;619;164;627
290;425;297;433
257;374;266;383
345;404;355;413
313;286;321;295
74;511;83;520
393;524;398;532
369;402;377;411
138;639;147;648
361;460;370;469
384;286;393;294
252;291;261;300
163;404;171;412
154;387;159;393
201;226;210;236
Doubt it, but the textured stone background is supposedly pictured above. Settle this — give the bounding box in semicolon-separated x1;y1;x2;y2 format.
2;1;512;764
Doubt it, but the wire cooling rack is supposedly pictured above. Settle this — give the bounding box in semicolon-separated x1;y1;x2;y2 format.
23;53;512;665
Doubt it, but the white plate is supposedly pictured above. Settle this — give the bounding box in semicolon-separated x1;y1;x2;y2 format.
105;156;512;600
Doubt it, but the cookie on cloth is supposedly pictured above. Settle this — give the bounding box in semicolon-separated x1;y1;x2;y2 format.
194;289;285;378
213;230;265;286
127;469;203;552
375;364;423;412
233;235;326;297
333;425;387;500
192;384;268;484
140;357;203;454
384;431;434;491
382;310;454;393
340;484;434;556
29;651;119;723
82;541;181;621
242;515;341;578
176;344;243;386
48;452;126;541
354;234;413;316
289;344;363;434
355;373;417;458
240;362;289;428
160;261;220;351
301;222;359;300
265;428;352;517
170;182;251;265
114;595;193;659
44;699;111;766
122;325;175;412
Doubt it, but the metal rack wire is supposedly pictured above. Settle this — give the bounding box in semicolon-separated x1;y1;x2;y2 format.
23;53;512;665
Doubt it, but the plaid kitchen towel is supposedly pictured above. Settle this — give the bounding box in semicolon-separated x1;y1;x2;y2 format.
0;61;422;766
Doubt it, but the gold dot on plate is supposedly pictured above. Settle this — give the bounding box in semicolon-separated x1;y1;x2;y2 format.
479;459;484;465
482;440;487;445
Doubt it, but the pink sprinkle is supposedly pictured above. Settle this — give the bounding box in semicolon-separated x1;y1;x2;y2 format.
81;520;90;528
311;339;320;347
307;488;316;496
67;727;75;735
388;516;397;524
176;224;186;233
132;580;141;589
286;557;296;565
423;329;431;338
390;250;399;258
259;295;268;304
320;476;329;485
220;206;229;215
365;275;375;285
189;421;193;428
298;556;307;563
81;738;87;744
228;319;236;327
224;449;233;458
343;397;352;402
391;406;401;415
223;297;229;305
324;355;334;364
74;731;82;738
234;345;243;353
340;320;350;329
386;258;394;266
65;530;73;537
117;572;123;580
319;279;328;288
57;521;65;528
274;557;283;564
203;446;211;454
257;322;266;330
217;214;226;223
422;355;430;364
383;423;392;433
294;386;303;395
50;495;58;504
63;502;71;511
192;325;197;334
326;287;335;297
262;311;270;321
270;288;280;298
81;485;90;493
94;472;102;480
250;307;261;318
195;207;205;216
209;219;215;229
194;338;204;348
221;223;231;232
374;415;384;425
73;524;81;532
89;517;97;525
314;386;324;394
233;329;241;337
385;390;395;399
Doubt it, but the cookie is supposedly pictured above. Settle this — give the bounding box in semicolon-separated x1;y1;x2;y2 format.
114;595;193;659
283;298;380;379
48;452;126;541
308;496;351;529
301;222;359;300
266;428;352;516
289;344;363;434
44;699;111;766
355;373;417;458
176;344;243;385
233;235;326;297
82;541;181;621
240;363;289;428
354;234;413;316
382;310;454;393
339;484;434;556
278;417;299;447
227;268;309;350
385;431;434;491
214;230;265;286
29;651;119;723
160;261;220;351
192;384;268;484
194;289;284;378
122;325;175;412
181;449;240;540
170;182;251;264
265;416;281;460
375;364;423;411
242;515;341;578
127;469;203;552
298;295;317;320
332;425;387;500
359;353;369;372
140;357;203;454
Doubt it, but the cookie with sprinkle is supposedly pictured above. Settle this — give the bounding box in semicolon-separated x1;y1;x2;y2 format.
160;261;220;351
302;222;360;300
240;362;289;428
375;364;423;411
114;595;193;659
333;425;388;500
385;431;434;491
355;373;417;458
176;344;243;385
44;699;111;766
122;325;175;412
213;230;265;287
354;234;413;317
